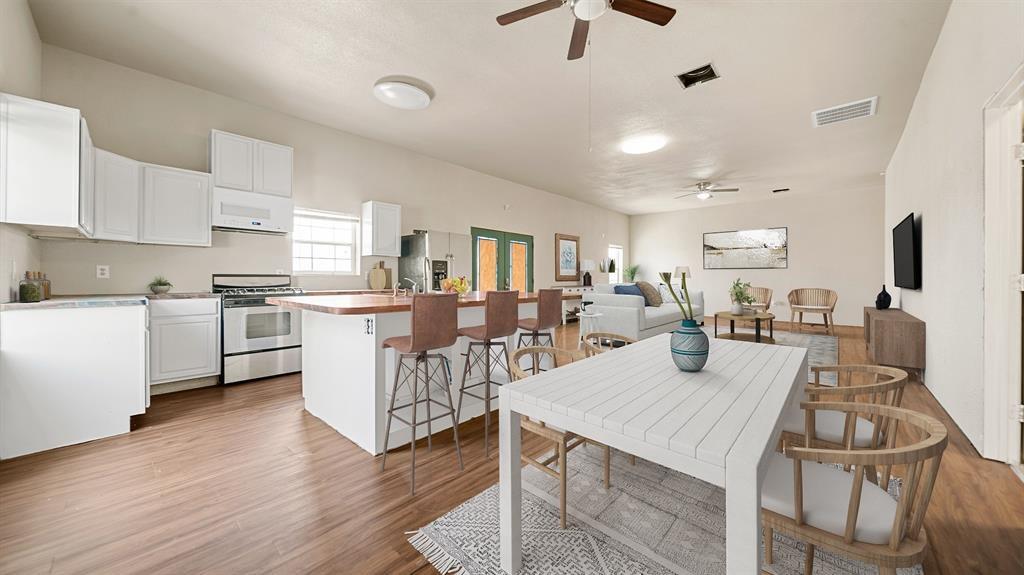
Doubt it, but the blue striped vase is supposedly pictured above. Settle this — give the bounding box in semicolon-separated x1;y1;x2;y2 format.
670;319;709;372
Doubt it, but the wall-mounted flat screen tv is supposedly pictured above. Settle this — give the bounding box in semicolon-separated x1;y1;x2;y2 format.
893;213;920;289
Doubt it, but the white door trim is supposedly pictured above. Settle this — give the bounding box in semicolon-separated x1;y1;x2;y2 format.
982;63;1024;463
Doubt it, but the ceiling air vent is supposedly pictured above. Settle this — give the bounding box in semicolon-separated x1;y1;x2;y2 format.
812;96;878;127
677;64;719;89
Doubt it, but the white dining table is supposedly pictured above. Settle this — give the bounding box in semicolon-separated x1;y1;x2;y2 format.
499;334;808;574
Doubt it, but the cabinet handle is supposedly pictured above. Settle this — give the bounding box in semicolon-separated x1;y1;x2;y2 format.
365;318;374;335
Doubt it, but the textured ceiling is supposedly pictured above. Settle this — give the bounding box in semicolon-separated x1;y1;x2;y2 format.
29;0;950;214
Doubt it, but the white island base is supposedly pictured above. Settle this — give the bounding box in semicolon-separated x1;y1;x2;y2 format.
299;302;538;455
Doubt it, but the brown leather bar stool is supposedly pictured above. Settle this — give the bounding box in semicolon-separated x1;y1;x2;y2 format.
381;293;463;495
516;288;563;348
456;290;520;458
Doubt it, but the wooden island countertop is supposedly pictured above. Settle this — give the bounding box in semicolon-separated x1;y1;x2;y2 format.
266;291;581;315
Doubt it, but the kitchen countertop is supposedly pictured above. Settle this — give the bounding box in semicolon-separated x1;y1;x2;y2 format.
266;291;581;315
0;292;219;311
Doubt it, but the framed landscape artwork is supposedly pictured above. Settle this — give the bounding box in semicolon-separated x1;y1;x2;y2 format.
555;233;580;281
703;227;788;269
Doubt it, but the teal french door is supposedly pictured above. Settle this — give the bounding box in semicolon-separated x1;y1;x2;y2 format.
471;227;534;292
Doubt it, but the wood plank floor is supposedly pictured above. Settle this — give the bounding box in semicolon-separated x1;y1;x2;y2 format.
1;323;1022;574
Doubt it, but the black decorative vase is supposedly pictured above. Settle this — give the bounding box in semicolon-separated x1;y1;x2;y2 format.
875;285;892;310
582;271;592;287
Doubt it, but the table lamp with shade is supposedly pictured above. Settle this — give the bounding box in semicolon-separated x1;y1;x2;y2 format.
581;259;596;287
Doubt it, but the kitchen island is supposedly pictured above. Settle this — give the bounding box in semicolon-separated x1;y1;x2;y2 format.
267;291;581;455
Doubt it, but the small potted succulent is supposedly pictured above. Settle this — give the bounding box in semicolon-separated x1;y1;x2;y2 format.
728;278;755;315
148;276;173;295
624;264;639;282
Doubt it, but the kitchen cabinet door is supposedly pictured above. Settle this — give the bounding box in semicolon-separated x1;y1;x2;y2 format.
254;140;293;197
428;230;450;261
150;314;220;384
211;130;253;192
450;233;472;280
0;93;81;228
93;149;141;242
140;165;211;246
361;201;401;257
78;118;95;236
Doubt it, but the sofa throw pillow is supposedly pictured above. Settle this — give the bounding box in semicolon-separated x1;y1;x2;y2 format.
635;281;663;307
659;283;687;303
613;284;644;299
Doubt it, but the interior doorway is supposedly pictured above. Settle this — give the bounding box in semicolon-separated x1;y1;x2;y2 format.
471;227;534;292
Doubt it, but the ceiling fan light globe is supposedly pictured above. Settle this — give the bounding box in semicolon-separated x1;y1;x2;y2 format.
572;0;609;21
696;191;713;200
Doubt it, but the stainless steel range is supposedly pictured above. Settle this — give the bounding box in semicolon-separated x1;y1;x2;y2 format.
213;274;303;384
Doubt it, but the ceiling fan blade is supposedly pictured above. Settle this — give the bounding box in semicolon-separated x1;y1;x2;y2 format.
610;0;676;26
674;192;697;199
712;188;740;192
567;18;589;60
496;0;563;25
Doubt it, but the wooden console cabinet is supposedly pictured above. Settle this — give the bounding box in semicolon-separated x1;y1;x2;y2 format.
863;307;925;371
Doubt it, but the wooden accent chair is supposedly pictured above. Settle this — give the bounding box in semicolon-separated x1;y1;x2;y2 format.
788;288;839;335
746;286;773;312
781;365;909;471
582;332;637;358
510;346;611;528
763;402;947;575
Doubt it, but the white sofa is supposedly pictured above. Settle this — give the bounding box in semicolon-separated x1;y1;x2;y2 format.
584;283;704;341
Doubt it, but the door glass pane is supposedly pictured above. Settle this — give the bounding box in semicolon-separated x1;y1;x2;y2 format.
509;241;528;292
608;245;624;283
246;312;292;339
477;237;498;292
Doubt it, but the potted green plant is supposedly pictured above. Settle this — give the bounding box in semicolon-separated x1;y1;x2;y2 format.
728;278;755;315
624;264;639;283
148;276;173;295
660;270;708;372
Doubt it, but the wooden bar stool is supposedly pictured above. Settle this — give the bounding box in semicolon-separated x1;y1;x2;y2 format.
456;290;520;457
516;288;563;375
380;293;463;495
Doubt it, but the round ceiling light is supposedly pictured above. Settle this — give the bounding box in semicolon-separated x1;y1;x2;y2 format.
572;0;609;21
373;80;432;110
619;133;667;155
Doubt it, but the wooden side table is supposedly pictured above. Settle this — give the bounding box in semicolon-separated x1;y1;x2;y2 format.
714;310;776;344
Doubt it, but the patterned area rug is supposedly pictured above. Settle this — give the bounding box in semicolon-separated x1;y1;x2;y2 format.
409;446;919;575
701;326;839;385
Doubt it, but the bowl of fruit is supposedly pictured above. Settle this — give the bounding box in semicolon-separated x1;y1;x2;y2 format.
441;276;470;296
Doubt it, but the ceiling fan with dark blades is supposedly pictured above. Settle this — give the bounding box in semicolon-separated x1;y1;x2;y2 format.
675;181;741;201
496;0;677;61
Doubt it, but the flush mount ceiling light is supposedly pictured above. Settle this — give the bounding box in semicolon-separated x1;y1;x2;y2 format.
372;79;432;110
619;134;667;155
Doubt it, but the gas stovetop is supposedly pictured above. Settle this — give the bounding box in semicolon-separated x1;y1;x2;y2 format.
218;286;304;297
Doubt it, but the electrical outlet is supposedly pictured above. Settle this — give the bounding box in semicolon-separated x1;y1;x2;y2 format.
96;265;110;279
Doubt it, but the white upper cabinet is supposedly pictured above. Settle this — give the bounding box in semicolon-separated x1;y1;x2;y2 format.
211;130;292;198
93;149;141;243
141;165;211;246
211;130;254;192
0;93;81;228
78;118;95;236
254;141;293;197
361;201;401;257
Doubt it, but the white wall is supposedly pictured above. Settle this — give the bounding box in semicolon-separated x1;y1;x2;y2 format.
884;0;1024;450
0;0;44;302
38;45;629;294
630;187;885;327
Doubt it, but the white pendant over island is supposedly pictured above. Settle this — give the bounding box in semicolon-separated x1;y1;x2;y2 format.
267;291;578;454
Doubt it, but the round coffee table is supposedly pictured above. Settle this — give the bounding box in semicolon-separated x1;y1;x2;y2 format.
714;310;776;344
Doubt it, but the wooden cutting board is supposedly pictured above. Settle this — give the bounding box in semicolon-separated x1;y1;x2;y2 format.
368;267;386;290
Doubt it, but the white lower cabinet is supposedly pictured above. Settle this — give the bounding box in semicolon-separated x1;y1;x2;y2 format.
141;165;211;246
149;299;221;385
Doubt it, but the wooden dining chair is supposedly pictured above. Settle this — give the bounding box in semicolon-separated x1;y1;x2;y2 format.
581;332;637;358
781;365;909;479
763;401;948;575
510;346;611;528
788;288;839;335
